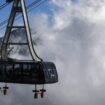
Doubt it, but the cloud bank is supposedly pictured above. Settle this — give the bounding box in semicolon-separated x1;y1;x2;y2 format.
1;0;105;105
30;0;105;105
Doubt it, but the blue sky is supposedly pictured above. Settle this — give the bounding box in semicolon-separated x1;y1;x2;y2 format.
0;0;53;35
1;1;105;105
0;0;78;35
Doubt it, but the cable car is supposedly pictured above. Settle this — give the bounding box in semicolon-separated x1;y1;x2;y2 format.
0;0;58;98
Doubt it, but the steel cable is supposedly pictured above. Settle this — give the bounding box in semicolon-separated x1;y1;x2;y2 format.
0;0;48;30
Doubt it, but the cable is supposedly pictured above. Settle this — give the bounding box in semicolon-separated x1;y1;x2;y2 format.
0;0;49;30
0;2;11;26
0;0;43;27
0;3;7;8
0;19;8;27
28;0;49;13
0;3;9;10
0;2;9;30
0;0;49;61
11;0;45;23
27;0;42;9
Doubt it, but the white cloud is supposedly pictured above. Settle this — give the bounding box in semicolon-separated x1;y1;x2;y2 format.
51;0;72;30
1;0;105;105
74;0;105;23
29;0;105;105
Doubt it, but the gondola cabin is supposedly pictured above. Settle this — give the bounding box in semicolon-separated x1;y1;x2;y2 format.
0;60;58;84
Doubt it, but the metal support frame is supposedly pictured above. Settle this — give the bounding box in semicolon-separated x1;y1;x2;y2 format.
1;0;42;61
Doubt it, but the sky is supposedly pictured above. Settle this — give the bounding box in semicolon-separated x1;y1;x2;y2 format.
0;0;51;35
1;0;105;105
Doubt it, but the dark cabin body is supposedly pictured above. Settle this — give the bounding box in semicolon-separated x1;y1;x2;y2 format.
0;60;58;85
